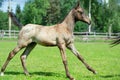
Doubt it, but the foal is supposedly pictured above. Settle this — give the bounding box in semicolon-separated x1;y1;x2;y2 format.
0;2;96;80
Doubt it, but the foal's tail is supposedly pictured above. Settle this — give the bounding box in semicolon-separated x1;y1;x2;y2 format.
111;36;120;47
8;12;23;30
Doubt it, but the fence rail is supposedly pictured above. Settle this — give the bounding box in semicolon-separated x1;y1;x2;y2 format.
74;32;120;42
0;30;120;41
0;30;19;39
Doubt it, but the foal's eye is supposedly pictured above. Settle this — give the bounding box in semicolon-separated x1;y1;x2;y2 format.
78;11;83;14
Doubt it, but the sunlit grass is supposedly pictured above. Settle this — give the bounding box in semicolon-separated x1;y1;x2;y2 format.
0;40;120;80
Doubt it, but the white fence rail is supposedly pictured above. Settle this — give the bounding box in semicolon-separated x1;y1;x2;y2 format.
74;32;120;38
74;32;120;42
0;30;120;41
0;30;19;39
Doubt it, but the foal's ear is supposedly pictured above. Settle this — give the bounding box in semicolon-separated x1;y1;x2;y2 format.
75;1;80;9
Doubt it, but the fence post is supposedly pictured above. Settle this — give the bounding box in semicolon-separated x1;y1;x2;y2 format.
94;32;96;41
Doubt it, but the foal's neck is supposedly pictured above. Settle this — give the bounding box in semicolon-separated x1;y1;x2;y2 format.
62;10;75;33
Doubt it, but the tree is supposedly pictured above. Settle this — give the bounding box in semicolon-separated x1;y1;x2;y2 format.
60;0;77;22
21;0;91;32
44;0;60;25
91;0;104;32
43;0;79;25
0;11;8;30
22;0;49;25
14;0;120;32
107;0;120;33
89;0;120;33
15;4;22;22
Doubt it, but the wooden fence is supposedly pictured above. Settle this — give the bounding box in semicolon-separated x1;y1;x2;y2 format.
0;30;19;39
74;32;120;42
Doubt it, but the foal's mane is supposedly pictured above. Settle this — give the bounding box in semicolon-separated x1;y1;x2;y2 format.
58;4;76;24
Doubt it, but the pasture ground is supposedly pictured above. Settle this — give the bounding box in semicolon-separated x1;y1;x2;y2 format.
0;40;120;80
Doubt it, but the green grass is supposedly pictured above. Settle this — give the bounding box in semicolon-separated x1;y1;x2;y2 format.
0;40;120;80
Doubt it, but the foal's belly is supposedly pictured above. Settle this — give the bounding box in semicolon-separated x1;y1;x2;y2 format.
36;39;57;46
34;33;57;46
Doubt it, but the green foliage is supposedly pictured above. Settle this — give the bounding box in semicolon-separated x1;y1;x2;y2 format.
107;0;120;33
0;11;8;30
91;1;104;32
74;21;88;32
60;0;77;21
43;0;78;25
16;4;22;22
22;0;49;25
0;0;120;32
91;0;120;33
44;0;61;25
0;10;19;30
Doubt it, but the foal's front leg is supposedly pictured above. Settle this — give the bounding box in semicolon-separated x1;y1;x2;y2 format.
58;42;74;80
67;43;96;74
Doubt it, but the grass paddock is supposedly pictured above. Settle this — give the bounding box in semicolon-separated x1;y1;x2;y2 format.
0;40;120;80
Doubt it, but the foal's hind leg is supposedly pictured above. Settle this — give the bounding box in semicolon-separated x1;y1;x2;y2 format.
67;43;96;74
0;46;23;76
20;42;36;75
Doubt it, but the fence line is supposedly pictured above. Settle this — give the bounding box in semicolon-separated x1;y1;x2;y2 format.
0;30;19;39
0;30;120;41
74;32;120;42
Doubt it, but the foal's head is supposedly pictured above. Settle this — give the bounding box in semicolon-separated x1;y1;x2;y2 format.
72;2;91;25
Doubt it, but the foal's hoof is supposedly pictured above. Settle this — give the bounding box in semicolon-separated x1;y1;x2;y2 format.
70;78;75;80
93;71;97;74
25;73;31;77
0;72;4;76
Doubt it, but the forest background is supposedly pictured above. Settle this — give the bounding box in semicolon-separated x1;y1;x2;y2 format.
0;0;120;33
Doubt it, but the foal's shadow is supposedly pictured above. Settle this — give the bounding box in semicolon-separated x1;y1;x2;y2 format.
5;71;23;75
100;74;120;78
5;71;64;77
30;71;64;77
85;74;120;79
